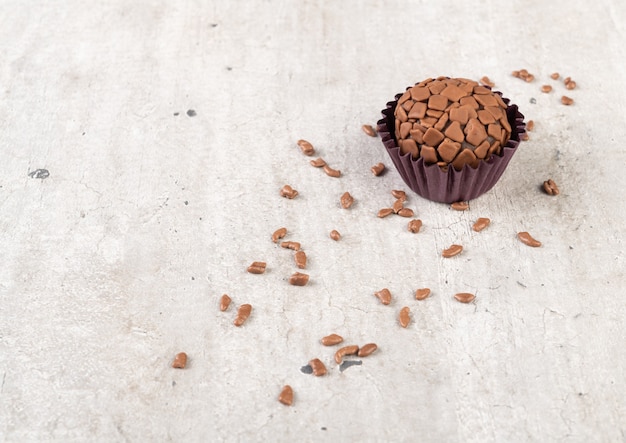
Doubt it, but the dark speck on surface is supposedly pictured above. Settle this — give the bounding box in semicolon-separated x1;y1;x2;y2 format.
173;112;180;116
184;201;189;205
172;381;176;387
300;364;313;374
210;23;218;27
28;169;50;179
187;109;196;117
321;427;327;431
530;97;536;104
339;360;362;372
226;66;232;71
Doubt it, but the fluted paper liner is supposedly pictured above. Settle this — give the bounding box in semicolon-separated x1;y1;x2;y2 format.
377;91;525;203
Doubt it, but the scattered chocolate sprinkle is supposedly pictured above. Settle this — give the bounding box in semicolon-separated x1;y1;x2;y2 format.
397;208;414;218
272;227;287;243
391;190;407;201
310;157;327;168
472;217;491;232
329;230;341;241
281;241;301;251
219;294;232;311
278;385;293;406
293;251;306;269
294;250;307;269
415;288;431;300
377;208;394;218
517;231;542;247
289;272;309;286
392;198;404;214
321;334;344;346
323;164;341;178
362;124;377;137
513;69;534;82
399;306;411;328
442;244;463;258
526;120;535;131
280;185;299;199
561;96;574;106
371;162;385;176
374;288;392;305
550;72;560;80
297;139;315;156
407;219;422;233
454;293;476;303
309;358;327;376
234;304;252;326
357;343;378;357
247;261;267;274
334;345;359;364
543;178;560;195
172;352;188;369
541;84;553;93
450;201;469;211
340;192;354;209
564;77;577;90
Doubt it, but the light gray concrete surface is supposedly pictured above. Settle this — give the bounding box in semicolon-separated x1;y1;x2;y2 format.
1;1;625;441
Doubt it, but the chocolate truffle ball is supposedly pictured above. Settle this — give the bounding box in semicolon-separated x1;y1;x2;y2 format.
394;77;512;171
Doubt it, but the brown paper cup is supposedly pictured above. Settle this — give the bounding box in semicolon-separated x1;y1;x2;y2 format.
377;91;525;203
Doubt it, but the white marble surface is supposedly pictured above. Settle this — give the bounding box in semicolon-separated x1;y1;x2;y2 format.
1;1;625;441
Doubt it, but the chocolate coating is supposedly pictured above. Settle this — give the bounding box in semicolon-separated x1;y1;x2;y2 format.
394;77;512;171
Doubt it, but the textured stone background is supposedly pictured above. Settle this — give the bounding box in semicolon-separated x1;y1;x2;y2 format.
1;1;625;441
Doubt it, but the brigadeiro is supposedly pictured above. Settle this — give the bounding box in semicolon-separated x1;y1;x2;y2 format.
377;76;526;203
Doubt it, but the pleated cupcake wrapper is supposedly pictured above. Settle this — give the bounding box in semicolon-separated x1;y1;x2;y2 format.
377;92;526;203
